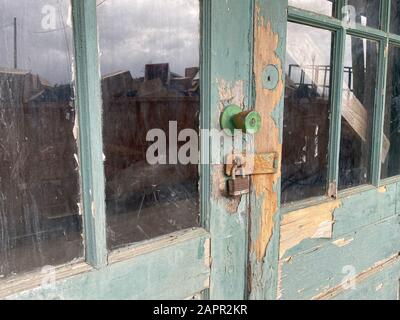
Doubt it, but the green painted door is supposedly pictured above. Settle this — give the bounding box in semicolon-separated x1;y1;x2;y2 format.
247;0;400;300
0;0;254;300
1;0;400;301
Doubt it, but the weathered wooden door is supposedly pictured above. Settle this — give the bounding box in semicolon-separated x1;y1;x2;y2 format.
247;0;400;300
0;0;271;301
2;0;400;301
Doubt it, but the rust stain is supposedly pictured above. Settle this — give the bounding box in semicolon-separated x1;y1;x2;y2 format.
279;200;341;258
251;5;284;261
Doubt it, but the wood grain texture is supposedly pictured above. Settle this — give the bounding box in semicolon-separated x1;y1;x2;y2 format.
248;0;288;300
280;200;341;259
278;184;400;300
251;3;283;263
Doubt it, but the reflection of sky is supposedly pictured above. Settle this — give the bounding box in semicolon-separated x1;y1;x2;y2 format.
286;21;377;88
286;22;332;90
97;0;200;78
0;0;200;85
288;0;333;16
0;0;72;85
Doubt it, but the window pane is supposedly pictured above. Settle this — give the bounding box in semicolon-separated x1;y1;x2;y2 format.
288;0;335;16
391;0;400;34
98;0;200;249
347;0;381;29
282;23;333;204
339;36;378;189
381;45;400;179
0;0;82;278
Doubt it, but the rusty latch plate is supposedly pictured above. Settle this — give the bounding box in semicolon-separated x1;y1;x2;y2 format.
225;153;278;176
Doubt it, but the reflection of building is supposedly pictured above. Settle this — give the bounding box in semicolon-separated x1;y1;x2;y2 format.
102;63;199;101
101;64;200;229
0;68;79;241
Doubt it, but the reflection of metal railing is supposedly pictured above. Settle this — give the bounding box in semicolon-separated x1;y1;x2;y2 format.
288;64;353;98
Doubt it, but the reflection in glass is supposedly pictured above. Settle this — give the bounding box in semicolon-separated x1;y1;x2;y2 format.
288;0;335;16
0;0;82;278
282;23;333;204
391;0;400;34
339;36;378;189
347;0;381;29
97;0;200;249
382;45;400;179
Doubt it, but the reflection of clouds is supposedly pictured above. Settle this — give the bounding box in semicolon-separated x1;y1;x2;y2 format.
288;0;333;16
0;0;72;85
97;0;200;77
286;22;332;67
0;0;200;85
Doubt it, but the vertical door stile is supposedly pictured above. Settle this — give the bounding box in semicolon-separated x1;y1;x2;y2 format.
248;0;287;300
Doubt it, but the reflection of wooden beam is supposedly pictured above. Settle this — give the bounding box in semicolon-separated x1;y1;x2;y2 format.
287;44;391;163
342;89;390;162
342;89;368;142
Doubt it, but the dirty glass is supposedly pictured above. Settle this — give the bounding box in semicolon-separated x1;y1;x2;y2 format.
391;0;400;34
339;36;378;189
347;0;381;29
381;45;400;179
282;23;333;204
288;0;335;17
0;0;83;278
97;0;200;249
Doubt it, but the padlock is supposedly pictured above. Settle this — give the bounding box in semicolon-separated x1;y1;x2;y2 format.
228;165;250;197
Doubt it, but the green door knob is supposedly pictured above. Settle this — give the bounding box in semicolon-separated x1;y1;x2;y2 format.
220;105;262;134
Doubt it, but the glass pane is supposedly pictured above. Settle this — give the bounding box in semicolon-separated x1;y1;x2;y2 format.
391;0;400;34
0;0;82;278
347;0;381;29
282;23;333;204
339;36;378;190
288;0;335;16
381;45;400;179
98;0;200;249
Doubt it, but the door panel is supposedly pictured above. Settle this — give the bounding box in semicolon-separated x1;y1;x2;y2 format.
279;187;400;300
1;0;257;300
4;229;210;300
270;0;400;300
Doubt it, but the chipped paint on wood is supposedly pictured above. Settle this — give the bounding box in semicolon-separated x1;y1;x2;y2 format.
332;238;354;248
212;79;247;215
5;230;210;300
280;200;341;258
251;3;284;263
313;254;400;300
278;185;400;300
217;79;246;112
208;0;253;299
378;186;387;193
248;0;287;300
